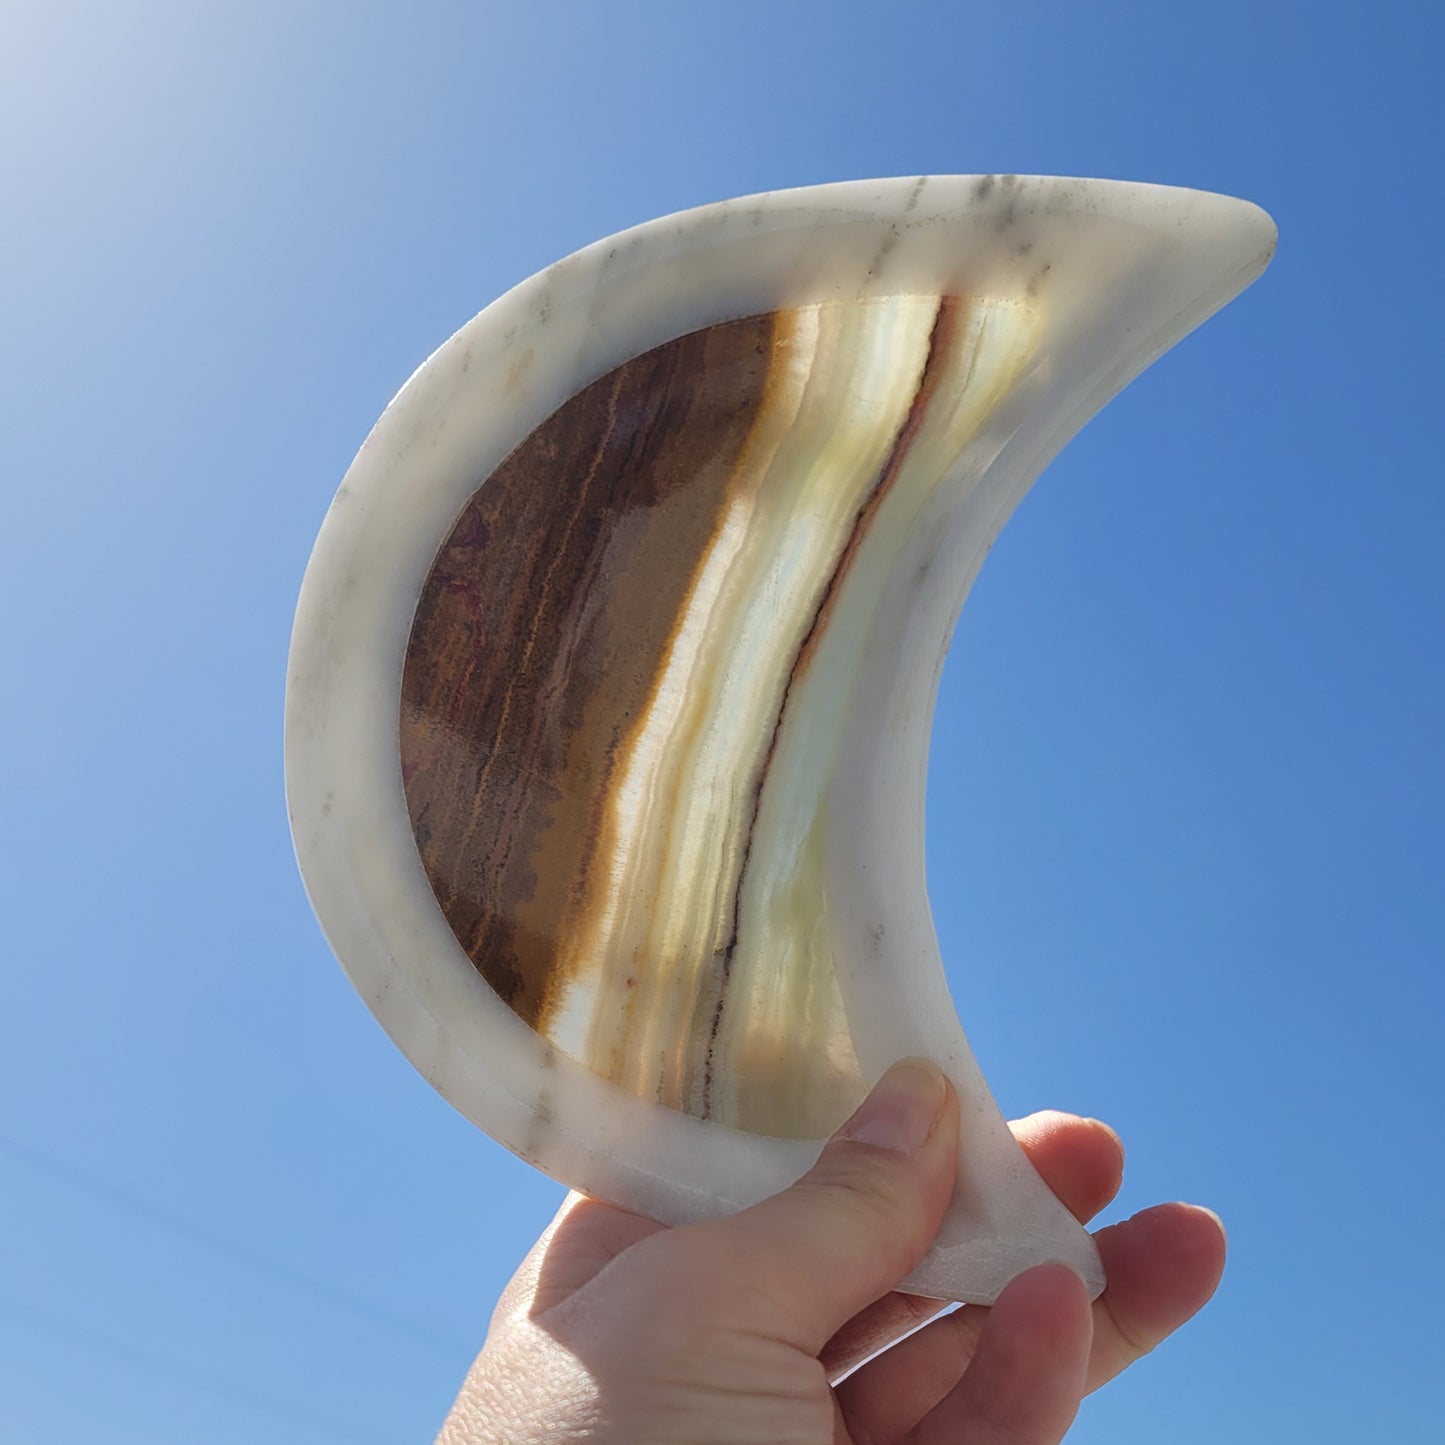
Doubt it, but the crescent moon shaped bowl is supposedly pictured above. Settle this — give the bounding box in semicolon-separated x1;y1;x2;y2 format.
285;175;1276;1304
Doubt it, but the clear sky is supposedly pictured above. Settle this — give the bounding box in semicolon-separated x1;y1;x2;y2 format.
2;2;1440;1441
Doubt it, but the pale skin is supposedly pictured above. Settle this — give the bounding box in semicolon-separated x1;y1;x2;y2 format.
438;1060;1227;1444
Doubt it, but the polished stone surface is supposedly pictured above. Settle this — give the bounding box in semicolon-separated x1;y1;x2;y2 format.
287;176;1276;1303
401;294;1041;1140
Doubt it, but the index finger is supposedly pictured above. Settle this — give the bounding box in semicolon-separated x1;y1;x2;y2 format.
822;1111;1124;1379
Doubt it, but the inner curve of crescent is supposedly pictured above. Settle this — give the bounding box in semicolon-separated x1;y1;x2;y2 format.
400;294;1041;1139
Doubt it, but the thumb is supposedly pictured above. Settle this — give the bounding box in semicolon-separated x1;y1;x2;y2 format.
685;1059;959;1351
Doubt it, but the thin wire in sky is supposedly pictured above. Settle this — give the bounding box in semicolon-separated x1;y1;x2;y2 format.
0;1132;469;1359
1;1293;399;1445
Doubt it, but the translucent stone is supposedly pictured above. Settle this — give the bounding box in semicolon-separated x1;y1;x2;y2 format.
286;176;1276;1303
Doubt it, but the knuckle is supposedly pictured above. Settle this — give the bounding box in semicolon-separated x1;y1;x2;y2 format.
797;1153;925;1247
1102;1291;1158;1361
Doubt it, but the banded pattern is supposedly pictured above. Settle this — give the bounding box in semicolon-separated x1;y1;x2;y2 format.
401;294;1040;1139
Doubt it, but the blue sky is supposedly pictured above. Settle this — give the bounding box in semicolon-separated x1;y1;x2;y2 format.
2;2;1441;1441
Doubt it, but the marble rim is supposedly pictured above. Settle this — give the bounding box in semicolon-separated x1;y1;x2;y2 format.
284;175;1275;1297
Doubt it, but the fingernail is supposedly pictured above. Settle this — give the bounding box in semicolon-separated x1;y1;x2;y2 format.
1084;1116;1126;1163
1187;1204;1228;1244
838;1059;948;1154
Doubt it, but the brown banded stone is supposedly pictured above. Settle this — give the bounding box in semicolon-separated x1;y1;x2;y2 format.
401;294;1038;1137
402;314;779;1032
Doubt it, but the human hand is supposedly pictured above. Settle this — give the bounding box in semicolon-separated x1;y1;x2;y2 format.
437;1060;1226;1444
